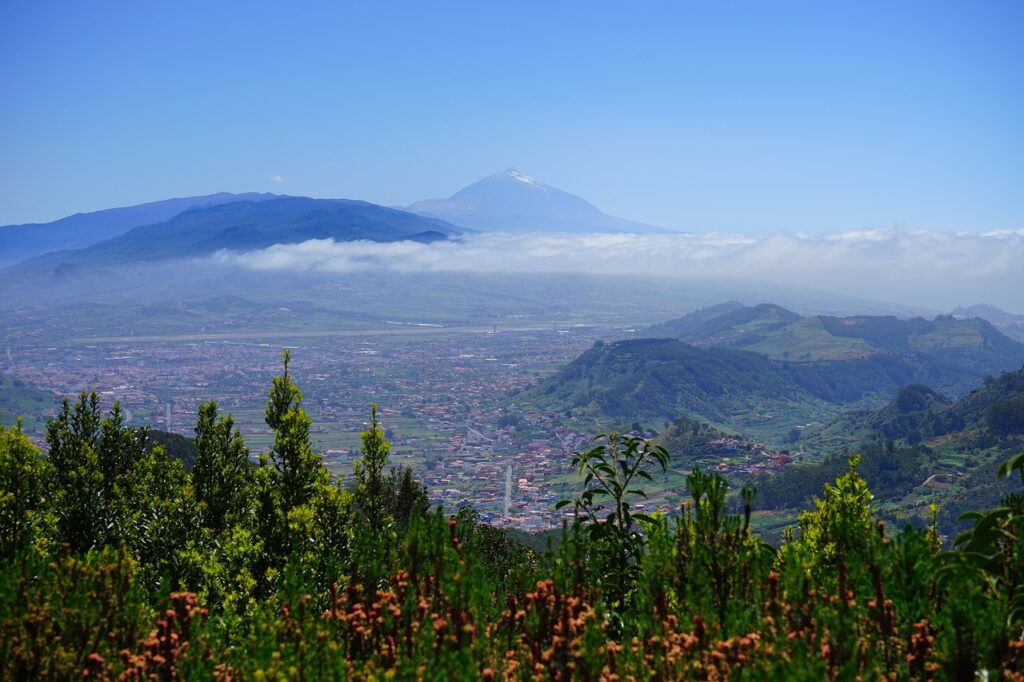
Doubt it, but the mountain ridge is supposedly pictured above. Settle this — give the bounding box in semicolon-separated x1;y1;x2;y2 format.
953;303;1024;343
3;197;465;273
759;367;1024;527
524;309;1024;444
523;337;840;442
645;303;1024;398
0;192;283;267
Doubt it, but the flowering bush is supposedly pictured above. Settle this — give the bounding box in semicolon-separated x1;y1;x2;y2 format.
1;352;1022;679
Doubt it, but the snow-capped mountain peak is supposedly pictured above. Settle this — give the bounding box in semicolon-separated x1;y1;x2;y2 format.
499;168;547;191
406;169;673;234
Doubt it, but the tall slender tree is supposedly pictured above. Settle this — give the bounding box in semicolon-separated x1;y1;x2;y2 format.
354;403;390;529
193;401;252;532
265;349;321;513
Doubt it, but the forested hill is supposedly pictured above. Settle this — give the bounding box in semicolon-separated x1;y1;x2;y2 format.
647;302;799;345
146;430;199;469
524;333;1024;443
804;367;1024;452
653;415;742;461
762;368;1024;523
523;338;836;439
644;303;1024;399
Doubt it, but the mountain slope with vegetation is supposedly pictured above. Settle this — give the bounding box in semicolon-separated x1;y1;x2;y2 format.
654;415;742;462
523;338;843;441
804;369;1024;451
766;368;1024;530
523;326;1024;444
6;197;464;272
647;303;1024;399
648;302;802;348
0;373;57;432
953;303;1024;342
0;192;281;267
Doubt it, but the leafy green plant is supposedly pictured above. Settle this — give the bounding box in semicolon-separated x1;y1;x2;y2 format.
951;451;1024;632
796;453;877;565
0;420;51;559
674;470;773;629
192;400;252;533
557;432;668;605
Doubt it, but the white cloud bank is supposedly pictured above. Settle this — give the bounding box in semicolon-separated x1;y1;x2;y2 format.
211;229;1024;311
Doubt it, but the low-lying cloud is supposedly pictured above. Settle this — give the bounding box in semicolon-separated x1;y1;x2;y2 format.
211;229;1024;312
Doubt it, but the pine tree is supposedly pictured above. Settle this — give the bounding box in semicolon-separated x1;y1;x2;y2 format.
265;350;321;513
353;403;390;529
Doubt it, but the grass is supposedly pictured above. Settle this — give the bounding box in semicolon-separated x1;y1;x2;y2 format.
746;317;876;361
908;319;985;352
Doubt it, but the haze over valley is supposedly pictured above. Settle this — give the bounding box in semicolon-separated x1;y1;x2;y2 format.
2;176;1022;535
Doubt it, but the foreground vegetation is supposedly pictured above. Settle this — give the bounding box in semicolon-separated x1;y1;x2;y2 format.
1;352;1023;679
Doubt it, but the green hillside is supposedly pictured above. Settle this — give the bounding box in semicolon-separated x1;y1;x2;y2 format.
0;373;57;433
654;415;740;461
953;303;1024;342
524;338;843;442
644;300;744;338
803;369;1024;451
744;316;876;360
648;302;799;347
647;303;1024;398
799;384;955;452
773;368;1024;529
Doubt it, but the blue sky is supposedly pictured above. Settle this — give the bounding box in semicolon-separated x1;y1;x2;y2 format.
1;1;1021;233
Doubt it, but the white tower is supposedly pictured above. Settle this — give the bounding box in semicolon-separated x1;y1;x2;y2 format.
503;464;513;518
